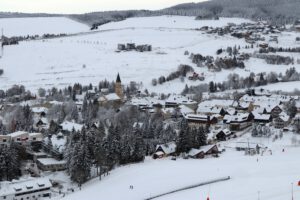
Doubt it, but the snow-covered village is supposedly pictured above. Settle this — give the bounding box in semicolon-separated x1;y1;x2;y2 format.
1;0;300;200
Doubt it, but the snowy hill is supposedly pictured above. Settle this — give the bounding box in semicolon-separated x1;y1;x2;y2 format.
0;17;89;37
0;15;300;94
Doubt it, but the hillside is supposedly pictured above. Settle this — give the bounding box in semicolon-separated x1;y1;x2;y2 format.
0;17;89;37
164;0;300;24
59;132;300;200
1;15;300;94
0;16;253;93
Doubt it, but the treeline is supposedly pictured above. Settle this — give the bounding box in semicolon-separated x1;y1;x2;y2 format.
183;67;300;94
152;65;194;86
69;10;155;27
162;0;300;25
0;77;139;103
253;53;294;65
190;45;248;72
260;46;300;54
2;33;68;46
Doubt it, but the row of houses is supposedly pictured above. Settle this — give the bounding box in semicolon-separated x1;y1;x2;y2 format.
117;43;152;52
153;142;219;159
0;131;43;146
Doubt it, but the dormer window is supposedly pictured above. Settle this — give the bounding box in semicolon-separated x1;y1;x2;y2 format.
38;183;45;187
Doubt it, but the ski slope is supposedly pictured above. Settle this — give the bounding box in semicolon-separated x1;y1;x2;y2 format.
59;132;300;200
0;17;89;37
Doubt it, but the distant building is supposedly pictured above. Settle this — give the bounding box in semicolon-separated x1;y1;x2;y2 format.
37;158;66;171
117;44;126;51
0;178;52;200
126;43;136;50
153;142;176;159
188;144;219;159
184;114;218;127
274;113;290;129
215;129;232;141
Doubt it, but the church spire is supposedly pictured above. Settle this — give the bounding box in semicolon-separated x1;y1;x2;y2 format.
116;73;121;83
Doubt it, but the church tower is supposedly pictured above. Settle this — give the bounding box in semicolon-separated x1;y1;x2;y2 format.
115;73;123;98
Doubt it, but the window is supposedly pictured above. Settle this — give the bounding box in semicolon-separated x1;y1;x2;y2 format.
43;193;50;197
3;139;6;142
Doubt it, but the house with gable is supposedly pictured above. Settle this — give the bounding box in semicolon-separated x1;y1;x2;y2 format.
153;142;176;159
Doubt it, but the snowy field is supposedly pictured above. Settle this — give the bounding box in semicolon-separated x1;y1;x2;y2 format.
59;132;300;200
0;17;89;37
257;81;300;92
0;16;300;94
98;16;252;30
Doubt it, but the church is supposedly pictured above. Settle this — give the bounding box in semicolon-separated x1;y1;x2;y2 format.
98;73;124;108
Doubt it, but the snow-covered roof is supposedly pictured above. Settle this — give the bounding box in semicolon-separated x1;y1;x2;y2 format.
179;105;194;115
198;99;235;109
252;112;271;120
197;106;223;114
60;121;83;132
188;145;217;157
165;94;196;105
226;108;236;115
156;142;176;155
224;113;251;123
105;93;121;101
0;178;52;197
216;128;231;136
49;101;64;105
8;131;28;138
184;114;210;121
188;148;204;157
278;112;289;122
31;107;48;114
19;100;40;107
37;158;66;166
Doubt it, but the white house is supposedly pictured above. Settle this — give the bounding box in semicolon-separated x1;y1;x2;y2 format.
7;131;29;143
37;158;67;171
